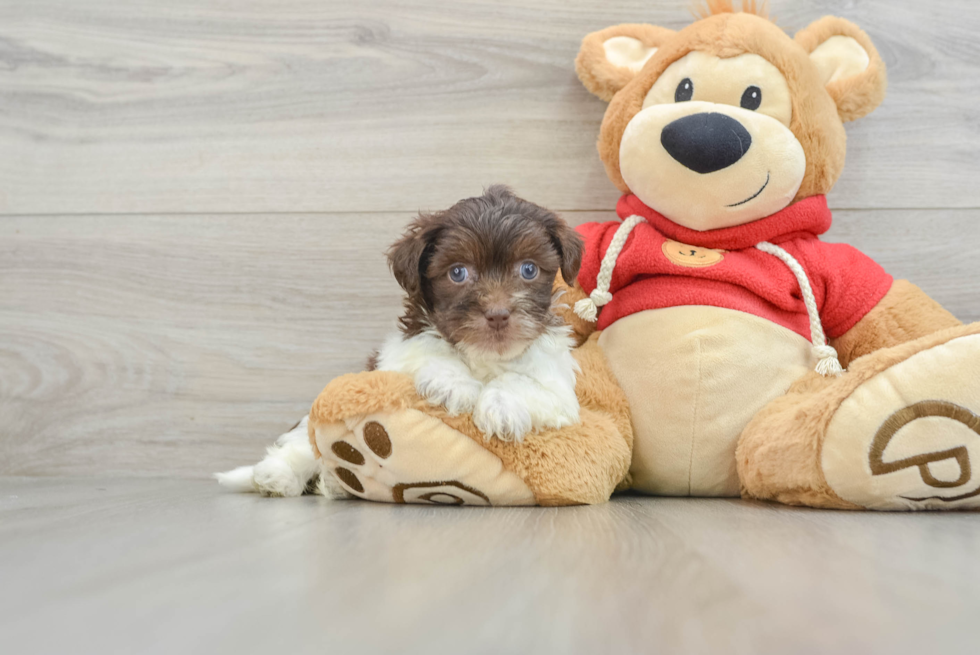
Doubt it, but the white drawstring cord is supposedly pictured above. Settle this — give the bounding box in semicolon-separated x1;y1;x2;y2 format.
572;219;844;377
755;241;844;377
574;215;646;322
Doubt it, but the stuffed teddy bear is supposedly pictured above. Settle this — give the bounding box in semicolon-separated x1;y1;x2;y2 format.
309;1;980;510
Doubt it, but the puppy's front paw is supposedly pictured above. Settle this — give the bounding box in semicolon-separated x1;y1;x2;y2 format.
474;388;533;442
415;370;482;416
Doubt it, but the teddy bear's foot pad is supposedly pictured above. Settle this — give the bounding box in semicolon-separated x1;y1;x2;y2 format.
823;334;980;510
312;410;536;506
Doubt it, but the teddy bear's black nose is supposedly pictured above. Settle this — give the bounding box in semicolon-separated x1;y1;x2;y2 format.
660;112;752;174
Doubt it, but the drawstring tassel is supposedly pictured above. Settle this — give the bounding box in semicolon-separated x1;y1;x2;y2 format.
574;290;613;323
574;215;646;322
571;224;845;378
813;345;844;377
756;241;845;377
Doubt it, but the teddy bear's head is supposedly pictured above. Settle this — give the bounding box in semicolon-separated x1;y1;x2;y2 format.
576;1;887;231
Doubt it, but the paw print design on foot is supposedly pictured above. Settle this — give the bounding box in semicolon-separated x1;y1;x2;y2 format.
312;408;536;506
822;332;980;510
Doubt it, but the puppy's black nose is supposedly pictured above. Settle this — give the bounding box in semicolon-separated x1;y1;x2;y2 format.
660;112;751;174
485;309;510;330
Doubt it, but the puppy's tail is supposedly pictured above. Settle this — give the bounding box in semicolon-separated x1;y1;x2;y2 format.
215;416;324;497
214;465;258;493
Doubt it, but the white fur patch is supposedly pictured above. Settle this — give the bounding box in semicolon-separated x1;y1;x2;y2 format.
377;325;581;441
215;416;321;497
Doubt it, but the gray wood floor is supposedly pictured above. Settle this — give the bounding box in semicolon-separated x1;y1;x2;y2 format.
5;476;980;655
2;1;980;653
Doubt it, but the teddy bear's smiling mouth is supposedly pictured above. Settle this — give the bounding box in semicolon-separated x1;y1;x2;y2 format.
726;171;771;207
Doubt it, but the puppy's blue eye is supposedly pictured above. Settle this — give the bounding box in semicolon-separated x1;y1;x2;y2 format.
520;262;539;280
448;265;468;283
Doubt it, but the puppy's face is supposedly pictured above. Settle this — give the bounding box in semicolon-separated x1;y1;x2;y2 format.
425;215;562;360
388;186;583;360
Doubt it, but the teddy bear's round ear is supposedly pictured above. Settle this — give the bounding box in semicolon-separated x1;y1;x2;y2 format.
576;24;676;102
795;16;887;122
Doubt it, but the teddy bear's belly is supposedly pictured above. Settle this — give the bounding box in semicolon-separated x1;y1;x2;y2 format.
598;306;813;496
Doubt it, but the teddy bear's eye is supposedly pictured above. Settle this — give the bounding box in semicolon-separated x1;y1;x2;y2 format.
740;86;762;110
674;78;694;102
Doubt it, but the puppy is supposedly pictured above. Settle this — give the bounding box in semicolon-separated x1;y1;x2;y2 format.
377;184;584;438
217;186;583;496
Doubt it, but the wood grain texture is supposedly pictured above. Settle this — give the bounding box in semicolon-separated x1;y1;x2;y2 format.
1;209;977;478
3;477;980;655
0;212;410;476
1;0;979;214
3;4;978;651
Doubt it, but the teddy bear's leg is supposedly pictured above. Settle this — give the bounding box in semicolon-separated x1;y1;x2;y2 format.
479;332;634;504
552;277;598;345
308;339;632;506
312;406;537;505
737;321;980;510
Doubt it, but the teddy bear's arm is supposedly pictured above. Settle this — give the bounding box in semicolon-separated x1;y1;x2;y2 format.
552;276;598;345
309;335;634;506
830;280;962;368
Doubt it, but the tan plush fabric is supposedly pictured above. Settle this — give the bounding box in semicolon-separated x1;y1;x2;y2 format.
794;16;888;122
575;24;677;102
309;334;633;506
552;277;598;346
831;280;962;368
737;322;980;509
822;334;980;510
599;306;812;496
586;13;847;200
621;99;805;229
692;0;771;21
495;334;634;505
576;13;888;203
313;409;537;506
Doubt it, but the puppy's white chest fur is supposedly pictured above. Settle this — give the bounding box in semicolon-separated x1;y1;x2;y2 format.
375;326;580;441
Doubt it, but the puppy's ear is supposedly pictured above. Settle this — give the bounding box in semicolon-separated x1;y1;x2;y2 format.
386;213;443;303
548;216;584;286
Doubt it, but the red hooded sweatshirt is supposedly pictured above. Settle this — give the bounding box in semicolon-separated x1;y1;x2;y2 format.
576;194;893;341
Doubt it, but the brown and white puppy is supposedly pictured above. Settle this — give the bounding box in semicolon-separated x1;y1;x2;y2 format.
375;185;584;440
216;186;584;497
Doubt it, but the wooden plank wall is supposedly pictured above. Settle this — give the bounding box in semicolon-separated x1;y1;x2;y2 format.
2;0;978;477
